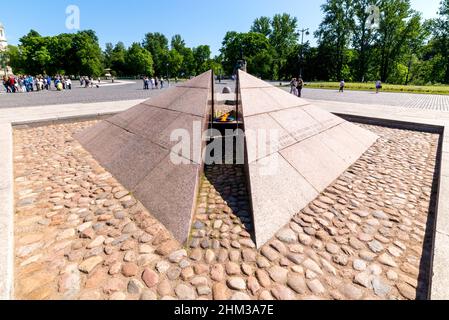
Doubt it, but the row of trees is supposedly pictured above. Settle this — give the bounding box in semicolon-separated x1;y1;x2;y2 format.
223;0;449;84
219;13;304;80
7;30;104;76
6;30;220;78
104;33;221;78
5;0;449;84
313;0;428;83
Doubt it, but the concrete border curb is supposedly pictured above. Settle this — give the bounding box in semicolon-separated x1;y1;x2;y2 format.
0;124;14;300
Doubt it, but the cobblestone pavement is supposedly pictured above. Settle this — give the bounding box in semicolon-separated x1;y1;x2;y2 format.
13;120;439;300
285;88;449;111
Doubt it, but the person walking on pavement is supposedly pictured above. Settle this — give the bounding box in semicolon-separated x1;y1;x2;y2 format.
339;80;345;93
290;78;298;96
375;80;382;94
297;77;304;98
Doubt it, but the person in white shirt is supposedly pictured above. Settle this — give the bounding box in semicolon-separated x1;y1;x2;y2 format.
66;78;72;90
37;78;44;91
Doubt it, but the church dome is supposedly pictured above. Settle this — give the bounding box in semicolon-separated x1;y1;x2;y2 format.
0;22;6;40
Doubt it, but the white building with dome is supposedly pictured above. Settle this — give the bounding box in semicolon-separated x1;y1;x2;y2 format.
0;21;13;75
0;21;7;50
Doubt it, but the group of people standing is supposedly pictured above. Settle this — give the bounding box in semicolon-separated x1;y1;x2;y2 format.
80;76;103;88
289;77;383;96
2;75;72;93
143;76;166;90
290;77;305;97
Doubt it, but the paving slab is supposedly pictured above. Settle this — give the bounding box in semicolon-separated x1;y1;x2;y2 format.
442;152;449;178
0;124;13;300
269;107;324;143
318;125;368;164
435;175;449;235
0;99;143;124
248;154;318;247
105;137;171;192
263;87;310;109
240;88;285;117
280;134;349;191
133;155;201;245
157;113;208;164
164;88;211;116
244;113;296;163
302;104;345;130
109;105;181;143
431;231;449;300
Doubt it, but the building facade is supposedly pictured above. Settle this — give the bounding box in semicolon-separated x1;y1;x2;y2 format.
0;21;13;76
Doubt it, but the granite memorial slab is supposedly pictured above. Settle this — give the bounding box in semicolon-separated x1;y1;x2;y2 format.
75;70;213;244
238;70;379;247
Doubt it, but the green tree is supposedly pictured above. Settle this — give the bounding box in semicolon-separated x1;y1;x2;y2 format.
72;30;103;76
125;42;154;76
270;13;299;79
5;45;23;74
430;0;449;83
210;56;224;76
250;16;272;37
220;32;274;78
171;34;186;52
403;17;428;84
179;47;195;77
352;0;380;81
103;42;114;69
170;34;196;77
49;33;76;75
143;32;169;75
316;0;354;81
375;0;422;82
167;49;183;78
193;45;212;74
110;42;127;76
17;30;49;74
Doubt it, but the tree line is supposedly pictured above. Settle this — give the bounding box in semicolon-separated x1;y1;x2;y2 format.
5;0;449;84
6;30;221;78
221;0;449;85
311;0;445;84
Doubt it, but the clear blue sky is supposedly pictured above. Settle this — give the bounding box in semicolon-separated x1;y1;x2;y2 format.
1;0;442;56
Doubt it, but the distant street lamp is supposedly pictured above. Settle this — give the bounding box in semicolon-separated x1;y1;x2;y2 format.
166;62;169;87
298;28;310;78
